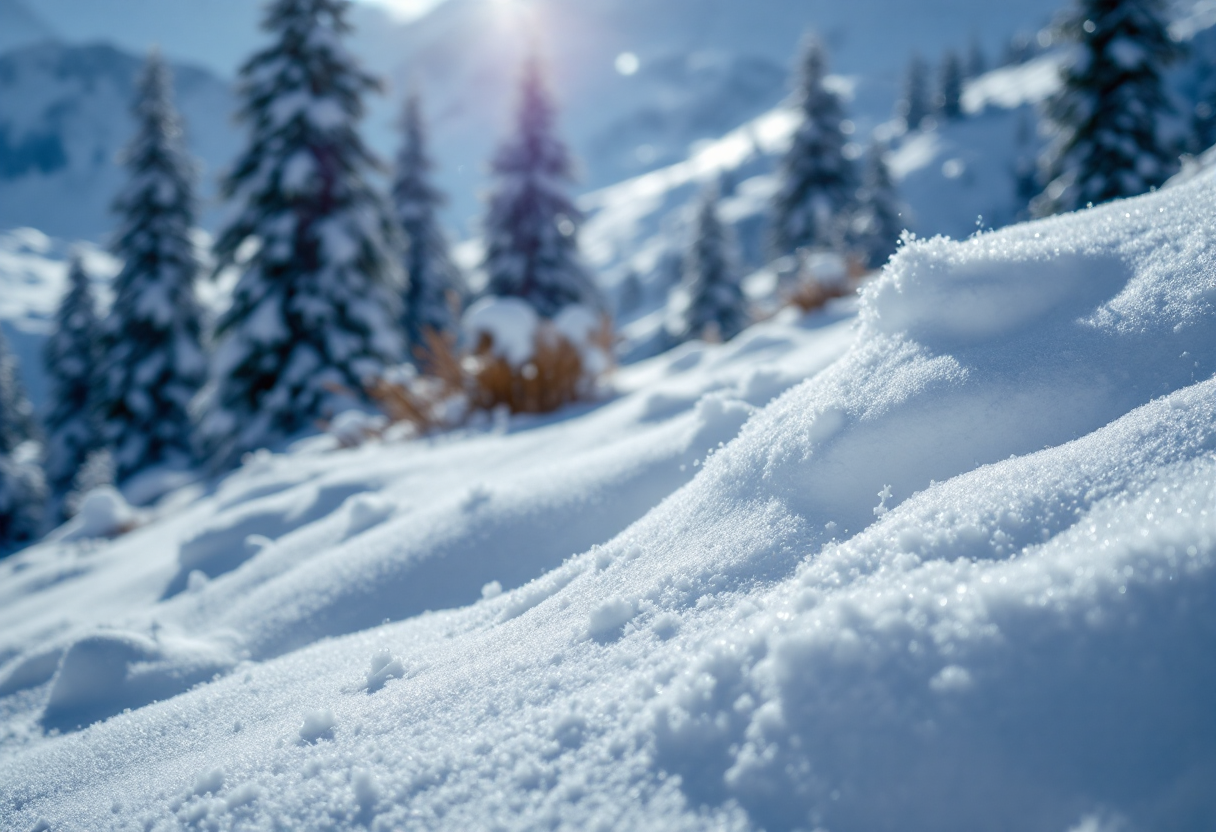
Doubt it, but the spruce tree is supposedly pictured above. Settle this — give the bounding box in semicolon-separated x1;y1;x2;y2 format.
43;255;103;514
849;142;904;269
901;54;931;130
205;0;404;467
669;190;747;344
99;52;207;483
0;329;36;455
1187;35;1216;153
481;56;603;318
938;51;964;120
771;35;858;256
1033;0;1180;216
392;91;464;359
966;36;988;79
0;330;44;550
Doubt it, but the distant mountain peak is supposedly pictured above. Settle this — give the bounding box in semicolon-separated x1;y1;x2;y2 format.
0;0;56;53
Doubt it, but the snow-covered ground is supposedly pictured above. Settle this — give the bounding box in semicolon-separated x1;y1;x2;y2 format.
3;166;1216;830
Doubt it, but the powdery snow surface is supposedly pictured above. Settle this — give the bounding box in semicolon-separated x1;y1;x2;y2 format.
4;176;1216;830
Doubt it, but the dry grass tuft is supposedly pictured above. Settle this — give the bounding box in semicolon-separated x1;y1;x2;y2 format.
367;318;613;435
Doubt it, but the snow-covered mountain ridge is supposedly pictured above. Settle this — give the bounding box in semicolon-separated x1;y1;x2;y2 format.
0;41;239;241
0;0;1066;239
2;166;1215;829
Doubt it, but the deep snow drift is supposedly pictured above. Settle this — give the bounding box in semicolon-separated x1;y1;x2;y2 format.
3;173;1216;831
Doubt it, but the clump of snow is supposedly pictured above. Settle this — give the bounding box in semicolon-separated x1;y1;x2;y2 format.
327;410;387;448
587;596;635;641
462;296;538;366
364;650;405;693
298;709;336;743
56;486;135;541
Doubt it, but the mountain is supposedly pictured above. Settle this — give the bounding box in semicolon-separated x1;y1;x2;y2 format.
0;41;240;241
380;0;1066;231
9;0;1066;237
0;0;54;53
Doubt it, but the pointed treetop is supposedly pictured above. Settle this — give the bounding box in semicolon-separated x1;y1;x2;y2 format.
670;187;747;344
393;89;465;354
770;33;858;255
43;252;103;506
1033;0;1180;215
101;49;206;483
480;54;603;318
203;0;404;467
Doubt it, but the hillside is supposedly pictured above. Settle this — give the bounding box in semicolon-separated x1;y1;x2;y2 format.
2;168;1215;830
5;0;1066;237
0;42;239;241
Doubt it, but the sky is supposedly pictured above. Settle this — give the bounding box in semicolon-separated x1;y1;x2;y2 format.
359;0;448;21
24;0;447;77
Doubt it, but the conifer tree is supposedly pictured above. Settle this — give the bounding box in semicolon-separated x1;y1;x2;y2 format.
1186;36;1216;153
1033;0;1180;216
43;255;103;514
0;330;36;456
967;36;988;78
204;0;404;467
938;51;964;120
98;51;206;483
617;271;643;317
392;91;464;359
850;142;904;269
669;190;747;344
0;330;44;550
771;35;858;256
901;54;931;130
481;57;603;318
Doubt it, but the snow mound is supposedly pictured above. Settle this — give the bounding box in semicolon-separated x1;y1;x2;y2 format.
63;487;134;540
41;630;236;732
462;296;539;366
4;176;1216;830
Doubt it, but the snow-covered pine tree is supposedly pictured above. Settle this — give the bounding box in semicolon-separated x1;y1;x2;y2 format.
393;91;465;360
616;271;643;317
770;35;858;256
1186;31;1216;153
481;56;604;318
849;142;904;268
1033;0;1180;216
43;254;102;513
205;0;404;467
0;330;44;550
99;51;207;484
967;36;988;78
937;51;964;120
901;54;931;130
0;329;36;456
669;189;747;344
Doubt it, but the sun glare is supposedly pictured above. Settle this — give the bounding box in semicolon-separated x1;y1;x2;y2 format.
615;52;640;76
357;0;447;22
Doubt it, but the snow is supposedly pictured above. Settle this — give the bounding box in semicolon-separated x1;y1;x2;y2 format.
1;168;1216;828
55;487;135;541
462;296;540;366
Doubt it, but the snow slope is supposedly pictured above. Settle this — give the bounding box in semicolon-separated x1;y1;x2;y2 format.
579;54;1062;320
0;228;232;412
3;166;1216;829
